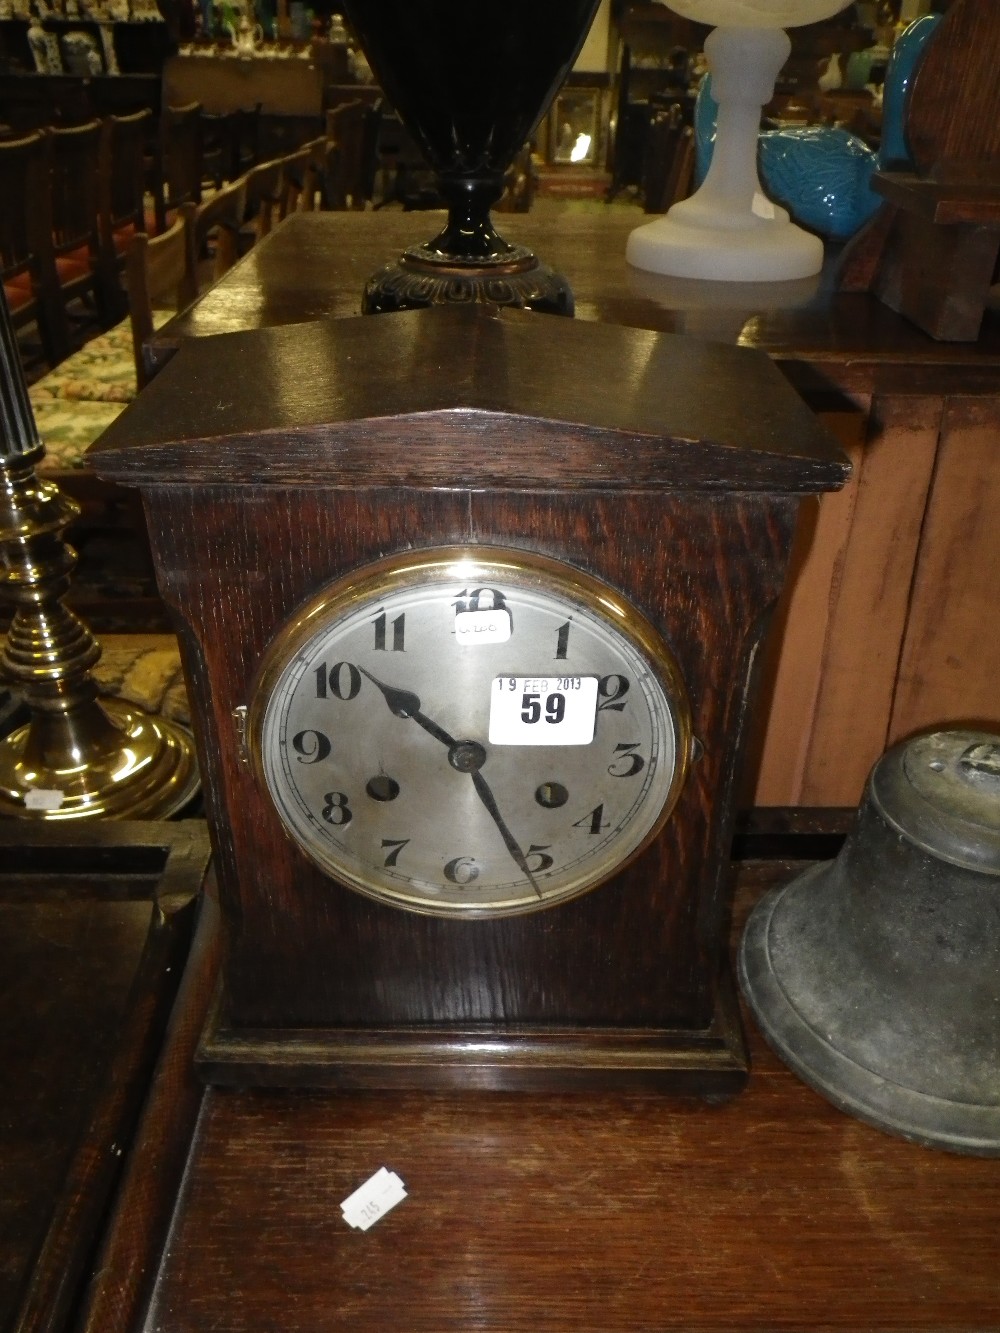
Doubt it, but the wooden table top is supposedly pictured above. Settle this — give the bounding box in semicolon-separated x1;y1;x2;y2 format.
150;208;1000;397
79;846;1000;1333
0;822;211;1333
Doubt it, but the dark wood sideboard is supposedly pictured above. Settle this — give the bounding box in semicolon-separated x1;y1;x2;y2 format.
61;822;1000;1333
144;207;1000;811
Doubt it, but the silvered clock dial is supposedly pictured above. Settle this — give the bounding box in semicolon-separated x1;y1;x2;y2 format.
249;546;691;917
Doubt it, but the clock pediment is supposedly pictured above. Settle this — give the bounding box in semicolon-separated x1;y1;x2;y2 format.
89;306;848;495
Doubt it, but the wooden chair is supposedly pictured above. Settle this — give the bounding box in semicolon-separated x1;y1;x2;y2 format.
241;157;287;245
97;108;155;322
324;99;380;210
235;104;261;175
200;109;241;191
0;130;70;365
125;204;198;391
278;146;316;215
152;102;203;235
191;177;246;283
46;119;107;333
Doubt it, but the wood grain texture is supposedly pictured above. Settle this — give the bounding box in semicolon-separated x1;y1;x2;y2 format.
79;860;1000;1333
870;207;1000;343
148;487;797;1034
747;398;946;806
89;310;847;1090
745;408;868;806
76;888;223;1333
138;211;1000;397
905;0;1000;177
91;306;845;493
0;823;211;1333
888;396;1000;743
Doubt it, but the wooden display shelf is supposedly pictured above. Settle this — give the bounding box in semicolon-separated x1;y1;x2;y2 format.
75;821;1000;1333
0;821;211;1333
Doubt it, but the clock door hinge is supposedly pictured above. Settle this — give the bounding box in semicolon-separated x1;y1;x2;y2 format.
232;705;250;766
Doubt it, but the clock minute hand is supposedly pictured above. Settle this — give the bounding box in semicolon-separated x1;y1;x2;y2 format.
469;769;543;901
359;665;541;900
357;666;458;749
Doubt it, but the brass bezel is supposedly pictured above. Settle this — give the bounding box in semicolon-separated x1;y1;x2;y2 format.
247;545;692;917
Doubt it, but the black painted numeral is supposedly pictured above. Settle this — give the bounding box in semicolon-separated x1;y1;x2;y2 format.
291;729;331;764
315;662;362;700
555;620;571;660
597;674;630;712
608;742;645;777
452;587;507;614
373;610;405;652
381;838;410;867
525;843;555;873
321;791;352;826
443;856;480;886
573;803;610;835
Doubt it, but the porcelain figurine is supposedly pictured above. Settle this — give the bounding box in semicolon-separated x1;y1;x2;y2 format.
228;13;263;54
62;28;104;74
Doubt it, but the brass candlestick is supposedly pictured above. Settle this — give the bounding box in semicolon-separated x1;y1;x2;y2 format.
0;294;199;820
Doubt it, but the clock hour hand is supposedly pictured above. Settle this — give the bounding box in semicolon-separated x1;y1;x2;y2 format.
357;666;458;750
470;769;543;901
359;665;541;898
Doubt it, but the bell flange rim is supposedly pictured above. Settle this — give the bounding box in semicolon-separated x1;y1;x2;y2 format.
738;865;1000;1158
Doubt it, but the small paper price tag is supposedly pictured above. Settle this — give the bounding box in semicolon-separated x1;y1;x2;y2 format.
455;608;512;646
341;1168;407;1231
488;676;598;746
24;788;65;811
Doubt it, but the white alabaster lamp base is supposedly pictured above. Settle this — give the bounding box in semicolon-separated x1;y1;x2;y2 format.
626;25;824;282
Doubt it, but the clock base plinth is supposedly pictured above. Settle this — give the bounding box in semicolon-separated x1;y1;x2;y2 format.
194;973;749;1098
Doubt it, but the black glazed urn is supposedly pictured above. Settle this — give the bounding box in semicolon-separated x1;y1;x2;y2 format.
340;0;602;314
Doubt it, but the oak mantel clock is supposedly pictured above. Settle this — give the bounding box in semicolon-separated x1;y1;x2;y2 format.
91;306;848;1096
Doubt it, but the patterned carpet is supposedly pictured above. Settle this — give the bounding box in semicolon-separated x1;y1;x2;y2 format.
29;315;154;471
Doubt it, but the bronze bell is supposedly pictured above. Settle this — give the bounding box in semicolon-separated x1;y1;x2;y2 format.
738;730;1000;1155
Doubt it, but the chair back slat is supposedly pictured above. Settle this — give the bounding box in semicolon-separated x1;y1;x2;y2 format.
152;101;203;232
0;130;71;364
192;177;247;281
324;99;380;210
100;109;152;236
126;203;198;390
243;157;286;240
47;120;102;258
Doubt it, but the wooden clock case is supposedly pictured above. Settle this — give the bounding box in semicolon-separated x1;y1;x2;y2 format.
91;305;848;1097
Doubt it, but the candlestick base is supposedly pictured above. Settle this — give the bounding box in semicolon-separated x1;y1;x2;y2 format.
627;19;830;283
0;698;199;820
627;208;823;282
